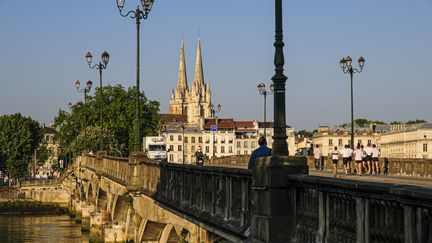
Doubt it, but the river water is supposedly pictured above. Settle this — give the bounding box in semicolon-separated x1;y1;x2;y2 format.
0;214;89;243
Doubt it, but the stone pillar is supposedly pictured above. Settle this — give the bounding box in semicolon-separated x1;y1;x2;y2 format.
251;156;307;243
96;151;107;175
128;152;147;192
81;204;95;231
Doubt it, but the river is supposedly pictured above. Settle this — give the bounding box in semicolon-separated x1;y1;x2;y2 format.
0;214;89;243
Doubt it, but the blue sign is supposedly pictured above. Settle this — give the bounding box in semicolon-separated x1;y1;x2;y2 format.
210;125;217;133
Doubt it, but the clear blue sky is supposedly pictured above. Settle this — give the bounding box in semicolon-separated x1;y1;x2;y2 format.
0;0;431;131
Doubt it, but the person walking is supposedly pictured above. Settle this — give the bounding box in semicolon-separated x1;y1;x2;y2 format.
313;144;322;170
340;145;351;175
248;137;271;169
330;146;341;175
371;144;381;175
353;144;364;176
347;144;354;173
364;143;374;174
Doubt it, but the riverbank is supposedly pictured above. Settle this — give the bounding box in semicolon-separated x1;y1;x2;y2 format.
0;200;69;215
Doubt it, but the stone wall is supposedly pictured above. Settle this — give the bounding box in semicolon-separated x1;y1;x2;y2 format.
208;155;249;166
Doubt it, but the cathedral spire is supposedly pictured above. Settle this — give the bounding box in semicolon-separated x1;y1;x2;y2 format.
193;33;204;87
176;36;188;91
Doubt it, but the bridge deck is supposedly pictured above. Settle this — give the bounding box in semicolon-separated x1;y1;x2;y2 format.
206;164;432;189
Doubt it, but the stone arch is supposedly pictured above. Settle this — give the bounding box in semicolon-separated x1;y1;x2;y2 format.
159;224;184;243
112;195;129;224
86;182;96;204
79;183;86;201
96;188;109;212
137;220;167;242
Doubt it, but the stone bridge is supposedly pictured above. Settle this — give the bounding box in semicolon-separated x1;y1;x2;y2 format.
65;152;432;243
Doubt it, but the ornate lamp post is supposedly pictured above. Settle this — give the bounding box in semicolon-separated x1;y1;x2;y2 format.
115;0;155;151
75;80;93;152
339;56;365;149
209;103;221;158
85;51;110;151
257;82;274;139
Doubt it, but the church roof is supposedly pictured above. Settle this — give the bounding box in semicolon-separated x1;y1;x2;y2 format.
203;118;235;130
159;114;187;125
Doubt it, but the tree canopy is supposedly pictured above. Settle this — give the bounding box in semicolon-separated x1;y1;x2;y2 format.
0;113;44;179
391;119;427;125
340;119;386;128
53;84;160;157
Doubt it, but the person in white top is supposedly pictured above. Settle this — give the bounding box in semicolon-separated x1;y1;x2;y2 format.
353;144;364;176
313;144;322;170
364;143;374;175
340;145;352;175
371;144;381;175
347;145;354;174
329;146;341;175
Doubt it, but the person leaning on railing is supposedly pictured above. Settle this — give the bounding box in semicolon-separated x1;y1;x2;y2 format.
248;136;271;169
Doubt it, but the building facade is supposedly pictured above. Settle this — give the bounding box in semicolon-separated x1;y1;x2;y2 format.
380;123;432;158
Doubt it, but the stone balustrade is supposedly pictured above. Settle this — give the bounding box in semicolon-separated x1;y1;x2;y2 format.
157;163;251;239
289;174;432;242
307;156;432;177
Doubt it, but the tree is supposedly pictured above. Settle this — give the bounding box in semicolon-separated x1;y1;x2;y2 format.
295;130;313;138
391;119;427;125
0;113;44;179
53;84;160;157
340;119;386;128
36;141;49;166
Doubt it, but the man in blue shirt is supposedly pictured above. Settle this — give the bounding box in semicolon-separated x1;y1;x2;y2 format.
248;137;272;169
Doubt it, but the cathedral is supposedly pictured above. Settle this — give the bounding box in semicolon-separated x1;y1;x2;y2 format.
169;36;212;126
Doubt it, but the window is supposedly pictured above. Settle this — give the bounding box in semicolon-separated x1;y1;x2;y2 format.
251;142;256;149
169;154;174;162
244;141;248;148
229;146;233;153
338;139;343;146
367;140;372;145
244;151;248;155
170;135;174;141
178;135;182;141
191;137;196;143
358;139;362;145
169;145;174;152
184;137;188;143
205;146;210;153
178;145;182;151
198;137;203;143
221;146;225;153
329;139;333;146
237;141;241;148
191;146;195;153
237;151;241;155
424;144;428;152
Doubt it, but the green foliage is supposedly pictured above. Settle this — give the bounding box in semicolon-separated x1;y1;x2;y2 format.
36;141;49;166
391;119;427;125
340;119;386;128
295;130;313;138
0;113;44;179
53;84;160;157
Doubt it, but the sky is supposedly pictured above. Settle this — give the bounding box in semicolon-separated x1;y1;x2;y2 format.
0;0;431;131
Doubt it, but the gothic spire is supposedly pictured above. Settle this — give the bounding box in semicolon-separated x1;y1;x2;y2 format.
193;33;204;88
176;37;188;91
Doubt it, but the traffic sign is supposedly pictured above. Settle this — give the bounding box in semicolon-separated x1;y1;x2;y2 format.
210;125;217;133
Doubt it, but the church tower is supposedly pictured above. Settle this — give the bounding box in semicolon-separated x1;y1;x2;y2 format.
169;35;212;125
169;38;188;115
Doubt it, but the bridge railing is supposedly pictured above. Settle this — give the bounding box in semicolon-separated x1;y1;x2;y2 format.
156;163;251;239
101;157;129;185
289;174;432;242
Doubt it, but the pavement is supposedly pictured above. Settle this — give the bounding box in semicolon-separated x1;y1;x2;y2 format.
205;163;432;189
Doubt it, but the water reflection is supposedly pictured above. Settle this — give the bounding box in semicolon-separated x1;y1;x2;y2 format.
0;215;89;243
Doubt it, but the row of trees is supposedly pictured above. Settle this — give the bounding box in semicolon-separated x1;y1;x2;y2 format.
53;84;160;159
0;113;45;179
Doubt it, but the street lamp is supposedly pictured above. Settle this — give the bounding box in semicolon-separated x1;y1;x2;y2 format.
115;0;155;151
209;103;221;159
75;80;93;152
257;82;274;139
339;56;365;149
86;51;110;151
